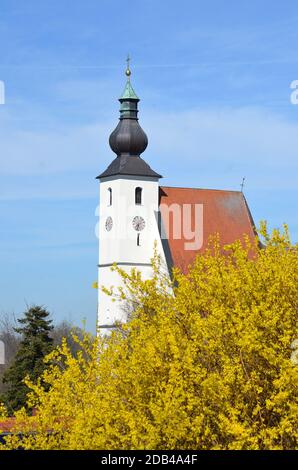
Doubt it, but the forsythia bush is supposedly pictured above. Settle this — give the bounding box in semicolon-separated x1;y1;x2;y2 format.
2;224;298;449
0;403;7;421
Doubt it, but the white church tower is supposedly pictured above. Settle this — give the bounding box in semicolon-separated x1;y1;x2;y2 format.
96;61;165;334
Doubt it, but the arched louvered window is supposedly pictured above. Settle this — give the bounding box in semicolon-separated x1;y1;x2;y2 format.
135;187;142;205
108;188;112;206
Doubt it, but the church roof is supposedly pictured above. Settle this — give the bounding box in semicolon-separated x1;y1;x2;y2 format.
97;154;162;179
159;186;256;273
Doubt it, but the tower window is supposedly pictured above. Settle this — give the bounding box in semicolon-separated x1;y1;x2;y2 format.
137;233;140;246
135;187;142;205
108;188;112;206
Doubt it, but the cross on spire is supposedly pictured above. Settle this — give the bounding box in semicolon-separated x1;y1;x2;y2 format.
125;54;131;79
240;177;245;192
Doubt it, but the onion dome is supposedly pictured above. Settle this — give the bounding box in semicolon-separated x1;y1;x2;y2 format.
97;57;161;180
109;80;148;157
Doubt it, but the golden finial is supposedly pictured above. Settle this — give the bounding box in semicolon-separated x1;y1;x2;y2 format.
125;54;131;79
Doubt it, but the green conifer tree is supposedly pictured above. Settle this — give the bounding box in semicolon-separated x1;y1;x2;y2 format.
2;305;53;413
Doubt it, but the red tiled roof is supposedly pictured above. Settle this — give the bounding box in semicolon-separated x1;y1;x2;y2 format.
0;418;16;433
159;186;256;272
0;416;37;435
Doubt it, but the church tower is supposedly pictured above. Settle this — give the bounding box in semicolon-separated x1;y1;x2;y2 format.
96;60;164;334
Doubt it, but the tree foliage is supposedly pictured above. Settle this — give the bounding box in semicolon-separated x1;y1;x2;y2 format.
3;225;298;449
0;316;87;400
2;306;53;413
0;314;20;398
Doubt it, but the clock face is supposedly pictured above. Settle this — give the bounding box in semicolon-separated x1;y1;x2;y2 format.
132;216;145;232
105;216;113;231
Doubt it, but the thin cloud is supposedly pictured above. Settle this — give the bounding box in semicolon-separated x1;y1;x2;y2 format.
0;105;297;198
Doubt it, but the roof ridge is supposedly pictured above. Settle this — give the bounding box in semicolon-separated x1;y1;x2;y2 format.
160;185;242;194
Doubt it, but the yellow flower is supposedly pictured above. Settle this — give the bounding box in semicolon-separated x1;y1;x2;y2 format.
2;223;298;450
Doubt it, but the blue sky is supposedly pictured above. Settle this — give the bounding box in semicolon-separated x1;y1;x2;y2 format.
0;0;297;332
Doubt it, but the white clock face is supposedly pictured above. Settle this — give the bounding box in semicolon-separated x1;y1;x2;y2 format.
105;216;113;231
132;216;145;232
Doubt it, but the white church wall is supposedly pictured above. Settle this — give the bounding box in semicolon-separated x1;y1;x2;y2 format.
97;175;168;333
